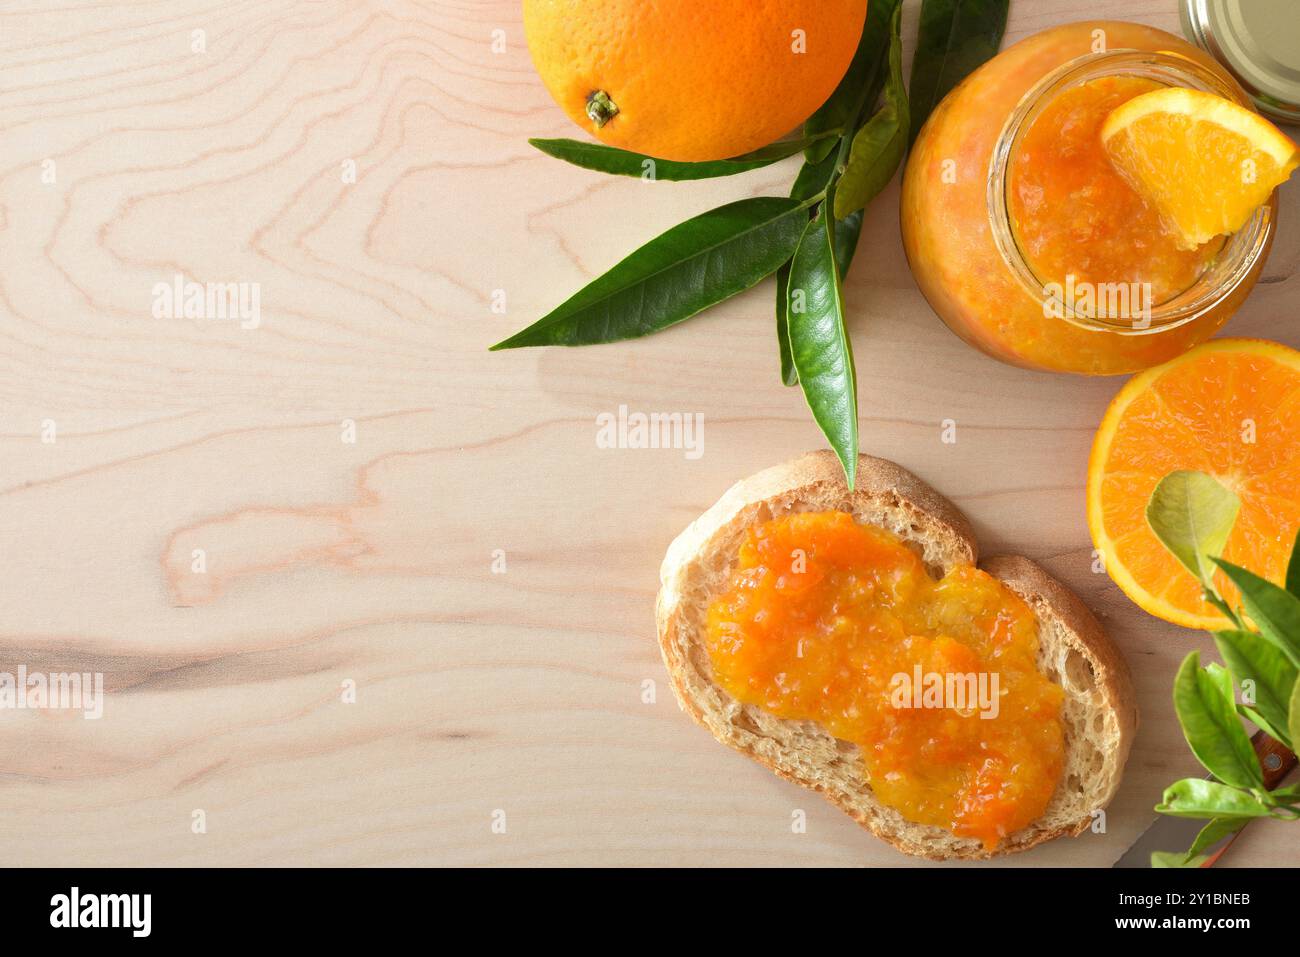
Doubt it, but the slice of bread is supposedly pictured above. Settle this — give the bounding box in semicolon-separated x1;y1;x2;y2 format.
656;450;1137;860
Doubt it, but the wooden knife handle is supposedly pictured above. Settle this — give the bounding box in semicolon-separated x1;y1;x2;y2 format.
1197;732;1296;867
1252;730;1297;790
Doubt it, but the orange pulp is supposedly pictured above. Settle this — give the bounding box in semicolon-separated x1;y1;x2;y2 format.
704;511;1065;850
1009;76;1224;309
1088;338;1300;629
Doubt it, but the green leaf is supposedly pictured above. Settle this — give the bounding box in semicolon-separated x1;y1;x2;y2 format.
1213;558;1300;668
528;136;825;181
778;154;834;386
1156;778;1272;819
909;0;1010;146
1215;629;1296;749
776;264;796;386
1242;706;1291;750
1291;677;1300;761
834;211;864;279
804;0;904;162
787;205;857;490
1151;816;1247;868
833;5;908;220
791;154;864;278
1146;471;1241;590
1151;850;1210;868
1173;653;1264;788
1286;529;1300;598
791;151;839;203
1185;816;1247;859
1271;781;1300;803
491;198;807;350
776;154;864;386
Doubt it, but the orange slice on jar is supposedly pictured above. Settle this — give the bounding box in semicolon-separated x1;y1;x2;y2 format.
1100;88;1299;250
1087;338;1300;630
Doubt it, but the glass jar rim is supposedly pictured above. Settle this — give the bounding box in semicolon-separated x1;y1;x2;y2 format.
986;49;1276;335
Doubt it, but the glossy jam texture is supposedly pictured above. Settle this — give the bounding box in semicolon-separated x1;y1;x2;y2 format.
1009;76;1224;307
900;21;1269;374
704;511;1065;850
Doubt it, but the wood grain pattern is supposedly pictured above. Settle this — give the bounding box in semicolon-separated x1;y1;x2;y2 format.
0;0;1296;867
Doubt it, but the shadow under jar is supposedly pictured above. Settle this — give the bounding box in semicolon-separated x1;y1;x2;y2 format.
901;21;1277;375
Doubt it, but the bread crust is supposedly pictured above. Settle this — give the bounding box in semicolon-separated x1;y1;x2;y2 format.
660;450;977;589
656;450;1137;861
981;552;1139;776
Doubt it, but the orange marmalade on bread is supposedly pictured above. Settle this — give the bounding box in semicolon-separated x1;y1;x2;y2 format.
704;511;1065;850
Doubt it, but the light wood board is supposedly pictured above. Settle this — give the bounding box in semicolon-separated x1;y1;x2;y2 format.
0;0;1296;867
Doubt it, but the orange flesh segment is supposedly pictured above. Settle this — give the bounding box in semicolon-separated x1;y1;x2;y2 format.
704;511;1065;850
1009;76;1223;306
1089;339;1300;628
1101;87;1300;250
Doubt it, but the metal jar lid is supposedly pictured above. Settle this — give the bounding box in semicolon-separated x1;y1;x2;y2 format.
1181;0;1300;124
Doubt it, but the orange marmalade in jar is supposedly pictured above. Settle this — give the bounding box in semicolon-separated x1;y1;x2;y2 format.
901;22;1277;374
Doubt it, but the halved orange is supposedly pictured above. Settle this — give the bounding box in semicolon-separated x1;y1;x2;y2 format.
1101;88;1299;250
1088;338;1300;629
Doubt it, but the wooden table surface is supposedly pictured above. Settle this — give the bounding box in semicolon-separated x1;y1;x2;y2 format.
1;0;1296;867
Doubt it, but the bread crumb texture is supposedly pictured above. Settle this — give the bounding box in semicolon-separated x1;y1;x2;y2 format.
656;451;1137;860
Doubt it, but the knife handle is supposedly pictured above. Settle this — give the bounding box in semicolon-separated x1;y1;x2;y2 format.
1252;730;1297;790
1194;732;1296;868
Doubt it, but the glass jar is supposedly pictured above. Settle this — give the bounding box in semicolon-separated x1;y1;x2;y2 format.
901;21;1277;375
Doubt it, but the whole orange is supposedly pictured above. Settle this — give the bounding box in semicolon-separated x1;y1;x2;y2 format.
523;0;868;163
